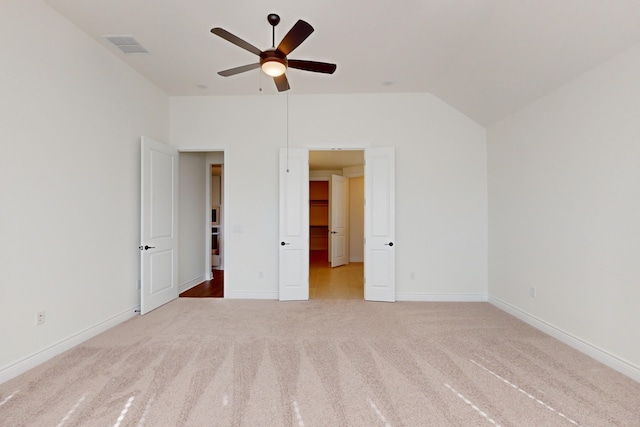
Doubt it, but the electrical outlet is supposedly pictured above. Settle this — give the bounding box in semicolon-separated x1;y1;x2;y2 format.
36;311;45;326
529;286;537;298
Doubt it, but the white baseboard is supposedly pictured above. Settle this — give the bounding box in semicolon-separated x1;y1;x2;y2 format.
0;307;139;385
179;274;208;293
397;293;488;302
225;291;279;300
223;292;489;302
489;296;640;382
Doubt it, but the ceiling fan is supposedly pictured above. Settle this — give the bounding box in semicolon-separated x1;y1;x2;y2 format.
211;13;337;92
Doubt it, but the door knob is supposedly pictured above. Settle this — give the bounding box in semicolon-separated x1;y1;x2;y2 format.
281;242;290;246
384;242;394;247
139;245;156;250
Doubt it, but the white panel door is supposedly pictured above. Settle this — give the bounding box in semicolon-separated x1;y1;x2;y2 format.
279;147;309;301
364;147;395;302
140;137;179;314
330;174;349;268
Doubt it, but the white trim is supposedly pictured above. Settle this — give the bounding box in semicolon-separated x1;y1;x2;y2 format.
489;296;640;382
397;293;488;302
225;291;279;300
0;307;138;384
225;292;488;302
179;275;208;293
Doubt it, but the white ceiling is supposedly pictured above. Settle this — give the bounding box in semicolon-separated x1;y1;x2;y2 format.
45;0;640;126
309;150;364;171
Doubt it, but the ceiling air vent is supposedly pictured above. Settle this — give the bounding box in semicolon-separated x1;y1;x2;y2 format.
104;35;149;54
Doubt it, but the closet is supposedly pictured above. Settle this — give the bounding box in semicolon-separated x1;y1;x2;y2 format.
309;180;329;250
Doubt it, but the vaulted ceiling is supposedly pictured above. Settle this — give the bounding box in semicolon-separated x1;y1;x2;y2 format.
45;0;640;126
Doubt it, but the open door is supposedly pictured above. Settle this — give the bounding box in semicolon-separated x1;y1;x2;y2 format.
279;147;309;300
330;174;349;267
140;137;179;314
364;147;395;302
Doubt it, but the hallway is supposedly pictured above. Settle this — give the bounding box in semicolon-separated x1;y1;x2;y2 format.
180;251;364;299
179;270;224;298
309;250;364;299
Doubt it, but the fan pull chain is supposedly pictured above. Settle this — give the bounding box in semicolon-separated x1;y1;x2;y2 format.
286;92;290;173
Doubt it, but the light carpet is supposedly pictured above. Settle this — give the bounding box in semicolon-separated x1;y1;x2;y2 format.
1;299;639;426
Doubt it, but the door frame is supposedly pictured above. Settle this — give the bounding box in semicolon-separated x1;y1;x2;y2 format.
306;147;368;296
177;148;228;298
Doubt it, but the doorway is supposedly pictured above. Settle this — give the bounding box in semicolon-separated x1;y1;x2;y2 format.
179;151;225;298
210;164;223;284
308;150;364;299
279;146;395;302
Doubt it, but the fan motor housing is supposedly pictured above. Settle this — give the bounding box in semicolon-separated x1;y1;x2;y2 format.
260;48;287;67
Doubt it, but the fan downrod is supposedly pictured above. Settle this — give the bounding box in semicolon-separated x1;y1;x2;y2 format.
267;13;280;47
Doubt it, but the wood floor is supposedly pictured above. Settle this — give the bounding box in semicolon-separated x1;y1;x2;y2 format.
179;269;224;298
179;250;364;299
309;250;364;299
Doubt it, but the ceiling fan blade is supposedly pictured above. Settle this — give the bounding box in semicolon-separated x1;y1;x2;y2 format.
211;28;262;56
276;20;314;56
218;63;260;77
274;74;290;92
288;60;337;74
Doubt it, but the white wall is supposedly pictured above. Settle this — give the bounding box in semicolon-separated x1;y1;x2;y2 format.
0;1;169;381
170;93;487;300
349;176;365;262
178;153;208;291
4;0;636;388
488;42;640;375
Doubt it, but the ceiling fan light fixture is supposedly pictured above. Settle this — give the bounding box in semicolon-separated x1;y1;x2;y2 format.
261;59;286;77
212;15;335;91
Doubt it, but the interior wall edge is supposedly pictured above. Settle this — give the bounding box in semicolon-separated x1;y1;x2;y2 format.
489;296;640;383
0;306;139;385
224;291;279;300
396;293;488;302
179;274;209;294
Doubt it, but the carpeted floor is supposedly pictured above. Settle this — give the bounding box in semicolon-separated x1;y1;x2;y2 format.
1;299;639;426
